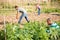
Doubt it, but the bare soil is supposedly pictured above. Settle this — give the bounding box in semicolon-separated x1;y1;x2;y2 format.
0;13;60;30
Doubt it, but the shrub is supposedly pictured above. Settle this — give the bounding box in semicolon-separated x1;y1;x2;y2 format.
0;21;60;40
0;30;5;40
41;8;60;13
6;21;60;40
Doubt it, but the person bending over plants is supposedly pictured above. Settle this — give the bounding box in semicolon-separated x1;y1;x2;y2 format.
15;5;30;24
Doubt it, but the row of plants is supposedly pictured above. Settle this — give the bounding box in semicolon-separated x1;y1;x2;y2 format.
0;30;5;40
0;21;60;40
0;3;14;9
0;2;47;9
41;8;60;13
0;8;60;14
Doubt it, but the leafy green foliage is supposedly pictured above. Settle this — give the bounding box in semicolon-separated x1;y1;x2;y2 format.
6;21;60;40
41;8;60;13
0;21;60;40
0;2;14;9
0;30;5;40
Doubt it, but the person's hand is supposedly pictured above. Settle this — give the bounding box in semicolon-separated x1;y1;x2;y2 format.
16;15;18;19
16;16;18;19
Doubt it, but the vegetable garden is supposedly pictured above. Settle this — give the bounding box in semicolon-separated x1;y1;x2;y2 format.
0;21;60;40
0;0;60;40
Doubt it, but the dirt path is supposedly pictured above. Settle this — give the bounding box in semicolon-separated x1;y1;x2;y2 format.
0;13;60;29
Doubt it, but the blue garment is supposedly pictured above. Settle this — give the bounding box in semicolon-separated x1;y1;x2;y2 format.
18;13;29;23
38;8;40;15
46;23;59;33
50;23;59;29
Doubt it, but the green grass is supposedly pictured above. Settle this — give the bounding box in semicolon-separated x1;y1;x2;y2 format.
0;2;60;15
0;9;16;15
41;8;60;13
0;8;60;15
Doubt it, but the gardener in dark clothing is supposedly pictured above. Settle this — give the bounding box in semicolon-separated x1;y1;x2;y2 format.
15;6;29;24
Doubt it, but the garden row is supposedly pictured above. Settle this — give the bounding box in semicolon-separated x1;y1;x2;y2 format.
0;21;60;40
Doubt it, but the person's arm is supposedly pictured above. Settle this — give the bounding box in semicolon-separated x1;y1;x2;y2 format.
16;11;18;19
35;6;37;11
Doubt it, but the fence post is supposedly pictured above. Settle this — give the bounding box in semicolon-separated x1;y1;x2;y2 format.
4;15;6;40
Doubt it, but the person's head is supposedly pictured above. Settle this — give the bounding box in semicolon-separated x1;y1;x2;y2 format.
15;5;18;10
36;3;40;5
47;18;52;25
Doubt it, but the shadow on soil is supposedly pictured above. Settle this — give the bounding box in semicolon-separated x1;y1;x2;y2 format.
0;21;9;25
51;14;60;16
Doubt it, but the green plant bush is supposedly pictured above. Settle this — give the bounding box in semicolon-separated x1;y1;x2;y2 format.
5;21;60;40
41;8;60;13
0;21;60;40
0;2;14;9
0;30;5;40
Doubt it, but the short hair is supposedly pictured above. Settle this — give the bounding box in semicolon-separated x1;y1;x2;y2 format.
47;18;51;21
15;6;18;8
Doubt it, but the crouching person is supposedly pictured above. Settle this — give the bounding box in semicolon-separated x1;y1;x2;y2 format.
47;18;59;29
46;18;59;40
46;18;59;33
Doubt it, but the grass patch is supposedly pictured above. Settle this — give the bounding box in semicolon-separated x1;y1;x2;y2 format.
0;7;60;15
41;8;60;13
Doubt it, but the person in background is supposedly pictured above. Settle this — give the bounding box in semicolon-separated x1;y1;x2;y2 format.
15;6;29;24
36;3;41;15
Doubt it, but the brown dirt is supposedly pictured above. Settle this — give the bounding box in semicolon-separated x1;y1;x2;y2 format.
0;13;60;30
